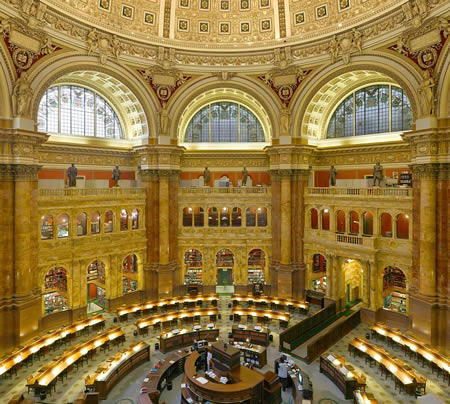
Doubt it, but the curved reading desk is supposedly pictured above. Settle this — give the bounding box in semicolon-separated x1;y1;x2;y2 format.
184;351;265;403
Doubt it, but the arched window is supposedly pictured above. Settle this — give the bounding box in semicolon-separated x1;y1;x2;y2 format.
349;211;359;234
41;215;54;239
131;209;139;230
248;249;265;284
383;266;407;313
77;212;87;236
232;207;242;227
57;214;69;238
321;209;330;231
257;207;267;226
208;207;218;227
396;213;409;239
104;210;114;233
184;102;265;143
194;207;204;227
91;211;100;234
184;249;202;285
336;210;345;233
381;213;392;237
362;212;374;236
311;208;318;229
183;207;193;226
327;85;412;138
37;85;124;139
220;207;230;227
120;209;128;231
123;254;138;294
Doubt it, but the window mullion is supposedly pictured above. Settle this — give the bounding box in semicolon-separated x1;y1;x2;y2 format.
353;91;356;136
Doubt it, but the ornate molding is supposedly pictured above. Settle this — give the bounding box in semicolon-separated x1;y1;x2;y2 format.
0;163;40;180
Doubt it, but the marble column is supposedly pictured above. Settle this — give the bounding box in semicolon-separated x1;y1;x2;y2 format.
417;164;438;298
368;261;377;311
0;164;42;353
280;170;292;265
159;171;170;265
269;170;281;296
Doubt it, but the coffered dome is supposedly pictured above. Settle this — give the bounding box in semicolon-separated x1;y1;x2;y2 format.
47;0;406;50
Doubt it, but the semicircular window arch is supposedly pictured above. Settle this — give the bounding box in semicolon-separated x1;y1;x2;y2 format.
184;101;265;143
326;84;412;138
38;85;124;139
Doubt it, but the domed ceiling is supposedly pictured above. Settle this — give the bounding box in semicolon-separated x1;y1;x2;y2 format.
49;0;405;50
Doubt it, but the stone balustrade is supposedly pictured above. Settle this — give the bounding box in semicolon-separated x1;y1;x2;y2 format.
306;187;412;198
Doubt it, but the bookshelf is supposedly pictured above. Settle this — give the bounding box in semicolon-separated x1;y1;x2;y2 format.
184;249;202;285
88;261;105;283
45;267;67;292
123;277;138;294
123;254;138;273
97;286;106;308
41;216;54;240
231;341;267;368
44;292;68;315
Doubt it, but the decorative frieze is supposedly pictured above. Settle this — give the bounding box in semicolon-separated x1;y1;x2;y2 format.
0;163;40;180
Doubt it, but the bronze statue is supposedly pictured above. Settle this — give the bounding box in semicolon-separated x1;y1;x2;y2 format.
67;163;78;187
203;167;210;186
242;167;248;186
329;165;337;187
373;162;384;186
112;165;120;187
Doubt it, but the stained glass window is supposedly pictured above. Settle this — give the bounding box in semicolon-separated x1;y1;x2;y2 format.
185;101;265;142
327;85;411;138
38;85;123;139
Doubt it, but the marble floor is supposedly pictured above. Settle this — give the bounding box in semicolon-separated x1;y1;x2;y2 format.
0;297;448;404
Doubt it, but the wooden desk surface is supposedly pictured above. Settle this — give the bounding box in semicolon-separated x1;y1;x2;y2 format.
185;352;264;393
350;337;424;386
27;327;124;387
321;353;365;385
117;294;218;316
136;308;218;329
354;390;379;404
232;295;309;310
371;323;450;372
232;308;290;322
141;350;190;394
85;342;148;385
159;325;217;340
0;314;104;376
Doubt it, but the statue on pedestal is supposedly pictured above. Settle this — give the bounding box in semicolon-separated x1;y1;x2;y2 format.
329;165;337;187
12;72;33;118
373;162;384;187
242;167;248;187
112;165;121;187
203;167;210;187
67;163;78;187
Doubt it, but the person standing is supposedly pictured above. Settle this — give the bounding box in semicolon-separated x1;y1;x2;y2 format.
277;358;288;391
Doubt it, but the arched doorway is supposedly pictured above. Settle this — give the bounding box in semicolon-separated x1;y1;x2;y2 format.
312;254;327;293
216;249;234;286
122;254;138;295
87;260;106;314
383;266;407;313
184;249;203;286
342;259;363;304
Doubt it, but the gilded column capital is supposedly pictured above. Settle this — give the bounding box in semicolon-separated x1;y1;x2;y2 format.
0;164;40;180
411;163;440;180
437;163;450;181
139;168;159;181
279;169;293;180
269;169;280;181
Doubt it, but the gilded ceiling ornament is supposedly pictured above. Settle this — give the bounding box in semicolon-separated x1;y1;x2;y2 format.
401;0;428;28
329;29;363;64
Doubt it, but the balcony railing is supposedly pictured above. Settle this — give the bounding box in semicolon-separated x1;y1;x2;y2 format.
39;187;146;198
180;186;270;194
336;234;363;245
307;187;412;198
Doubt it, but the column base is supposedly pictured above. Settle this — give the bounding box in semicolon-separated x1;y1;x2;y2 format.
106;290;145;312
409;295;447;351
0;294;41;355
157;262;178;299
